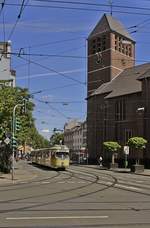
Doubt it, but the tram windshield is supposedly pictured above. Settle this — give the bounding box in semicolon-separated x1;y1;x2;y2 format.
55;152;69;159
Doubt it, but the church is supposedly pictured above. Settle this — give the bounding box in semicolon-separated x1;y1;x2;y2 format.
87;14;150;167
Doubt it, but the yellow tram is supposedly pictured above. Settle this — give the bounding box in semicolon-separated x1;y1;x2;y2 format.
31;145;70;170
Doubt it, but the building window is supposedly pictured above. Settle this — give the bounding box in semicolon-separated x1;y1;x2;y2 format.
115;100;126;121
125;129;132;144
91;34;107;54
114;34;132;57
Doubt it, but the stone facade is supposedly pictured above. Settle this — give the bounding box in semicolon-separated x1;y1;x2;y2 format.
0;41;16;88
64;120;87;163
87;14;150;167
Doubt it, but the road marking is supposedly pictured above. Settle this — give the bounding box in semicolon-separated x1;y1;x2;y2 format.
41;181;50;184
115;184;141;191
135;180;144;183
6;215;108;220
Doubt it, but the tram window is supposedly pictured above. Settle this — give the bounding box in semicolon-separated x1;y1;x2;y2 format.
45;151;49;158
56;152;69;159
51;152;55;158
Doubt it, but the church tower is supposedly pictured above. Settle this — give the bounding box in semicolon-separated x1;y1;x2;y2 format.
87;14;135;163
87;14;135;97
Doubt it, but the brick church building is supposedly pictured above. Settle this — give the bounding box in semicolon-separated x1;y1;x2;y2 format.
87;14;150;167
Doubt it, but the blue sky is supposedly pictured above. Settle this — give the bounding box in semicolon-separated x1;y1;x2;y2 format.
1;0;150;139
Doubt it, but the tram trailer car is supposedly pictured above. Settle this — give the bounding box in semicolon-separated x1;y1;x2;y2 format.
31;145;70;170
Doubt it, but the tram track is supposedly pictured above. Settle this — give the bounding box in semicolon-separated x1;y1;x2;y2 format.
0;165;74;192
1;165;150;227
1;223;150;228
0;169;100;206
0;166;109;214
70;165;150;196
0;165;150;214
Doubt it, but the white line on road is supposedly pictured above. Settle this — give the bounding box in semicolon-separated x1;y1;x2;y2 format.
6;215;108;220
41;181;50;184
135;180;144;183
115;184;141;191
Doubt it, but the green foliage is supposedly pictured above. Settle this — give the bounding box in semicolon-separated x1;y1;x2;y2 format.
0;86;49;150
50;132;64;146
127;137;147;150
0;86;50;172
0;127;4;140
103;141;121;153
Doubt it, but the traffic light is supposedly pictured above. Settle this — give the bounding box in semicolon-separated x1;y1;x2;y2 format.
15;117;21;132
21;99;26;114
11;136;17;149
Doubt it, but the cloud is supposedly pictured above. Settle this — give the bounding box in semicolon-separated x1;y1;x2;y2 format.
0;20;89;33
41;129;50;133
17;68;85;80
18;20;89;33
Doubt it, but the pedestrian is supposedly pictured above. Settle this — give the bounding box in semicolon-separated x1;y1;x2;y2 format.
99;156;103;167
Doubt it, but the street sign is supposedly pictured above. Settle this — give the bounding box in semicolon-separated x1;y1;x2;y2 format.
124;146;129;155
4;137;10;145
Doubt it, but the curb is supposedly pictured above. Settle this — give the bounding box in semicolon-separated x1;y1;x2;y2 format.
79;165;150;177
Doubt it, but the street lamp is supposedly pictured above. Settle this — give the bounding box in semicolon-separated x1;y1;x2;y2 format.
11;99;26;181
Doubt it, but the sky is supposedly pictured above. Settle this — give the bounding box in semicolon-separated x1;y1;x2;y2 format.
1;0;150;139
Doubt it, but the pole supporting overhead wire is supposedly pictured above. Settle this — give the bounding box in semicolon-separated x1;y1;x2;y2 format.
7;0;29;40
0;0;5;17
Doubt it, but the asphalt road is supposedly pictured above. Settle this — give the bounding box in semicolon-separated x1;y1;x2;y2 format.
0;161;150;227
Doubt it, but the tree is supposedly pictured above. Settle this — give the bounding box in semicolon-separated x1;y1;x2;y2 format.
127;137;147;165
103;141;121;165
50;132;64;146
0;86;49;172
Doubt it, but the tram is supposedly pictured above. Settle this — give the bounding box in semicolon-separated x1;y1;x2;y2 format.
31;145;70;170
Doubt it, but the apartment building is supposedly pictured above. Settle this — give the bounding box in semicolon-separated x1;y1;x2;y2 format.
0;41;16;88
64;120;87;163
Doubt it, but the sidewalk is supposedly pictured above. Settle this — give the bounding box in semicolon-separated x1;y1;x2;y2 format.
108;167;150;177
84;165;150;177
0;160;37;185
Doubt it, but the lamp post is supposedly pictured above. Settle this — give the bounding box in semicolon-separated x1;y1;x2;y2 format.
12;99;26;181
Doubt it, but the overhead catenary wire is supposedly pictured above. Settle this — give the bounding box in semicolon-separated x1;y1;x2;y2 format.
6;50;150;64
7;51;86;59
29;83;81;95
33;0;150;13
41;100;71;119
34;98;86;104
35;99;84;120
7;0;29;40
4;2;150;17
15;37;86;50
13;44;86;71
17;55;86;86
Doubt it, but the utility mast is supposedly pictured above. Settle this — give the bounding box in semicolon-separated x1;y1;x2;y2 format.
109;0;113;16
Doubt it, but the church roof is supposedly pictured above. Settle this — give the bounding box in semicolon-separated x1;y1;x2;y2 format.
88;14;133;41
91;63;150;99
138;68;150;80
